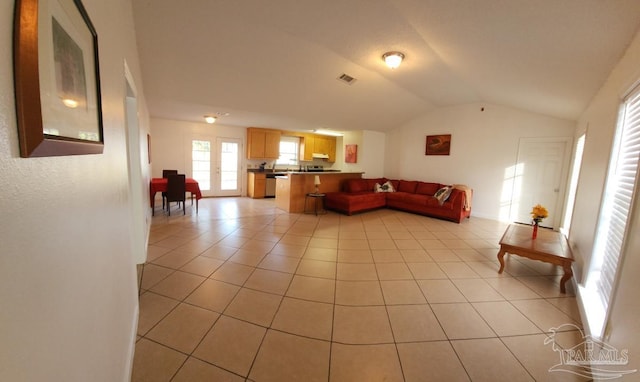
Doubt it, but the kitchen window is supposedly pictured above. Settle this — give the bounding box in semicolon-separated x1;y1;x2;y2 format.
276;136;300;166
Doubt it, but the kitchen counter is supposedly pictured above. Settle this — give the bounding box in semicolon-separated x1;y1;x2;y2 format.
275;172;363;213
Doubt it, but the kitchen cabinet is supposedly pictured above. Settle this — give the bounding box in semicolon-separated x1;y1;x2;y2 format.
247;172;266;198
247;128;281;159
299;134;336;162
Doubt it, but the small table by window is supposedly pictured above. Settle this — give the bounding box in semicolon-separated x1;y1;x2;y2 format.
497;224;574;293
305;193;326;215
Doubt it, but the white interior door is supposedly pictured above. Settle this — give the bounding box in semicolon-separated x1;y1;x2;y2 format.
215;137;242;196
511;137;572;228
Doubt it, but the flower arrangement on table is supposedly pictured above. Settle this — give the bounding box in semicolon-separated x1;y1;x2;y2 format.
530;204;548;239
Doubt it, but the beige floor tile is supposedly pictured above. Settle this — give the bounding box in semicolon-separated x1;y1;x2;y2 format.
304;247;338;262
228;249;266;267
224;287;282;326
431;303;496;339
286;275;335;303
372;249;404;263
451;338;534;381
473;301;541;336
152;250;200;270
417;279;467;303
453;249;488;262
337;249;374;263
336;263;378;281
376;262;413;280
240;239;277;252
389;231;415;240
257;254;300;273
439;262;480;278
140;264;174;290
279;233;311;246
179;256;224;277
296;259;336;279
387;305;446;342
249;330;330;382
397;341;470;381
452;278;504;302
510;299;580;332
271;297;334;340
393;239;423;250
427;248;463;262
132;339;187;382
400;249;433;262
146;303;219;353
243;268;293;295
501;333;591;382
547;297;582;322
210;262;254;285
200;245;238;261
193;315;266;377
308;237;338;249
380;280;427;305
368;239;397;250
419;239;449;250
184;278;239;312
335;280;384;306
338;239;370;250
137;292;180;336
484;277;541;300
407;262;447;279
149;271;205;300
332;305;394;344
269;243;307;258
172;357;245;382
330;343;404;382
146;245;173;262
517;276;569;298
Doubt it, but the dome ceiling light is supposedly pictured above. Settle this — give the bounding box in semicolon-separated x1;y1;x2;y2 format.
382;51;405;69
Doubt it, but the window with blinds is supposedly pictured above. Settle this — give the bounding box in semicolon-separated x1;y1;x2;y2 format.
585;83;640;338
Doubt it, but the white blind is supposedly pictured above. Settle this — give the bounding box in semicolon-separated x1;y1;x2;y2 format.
591;84;640;316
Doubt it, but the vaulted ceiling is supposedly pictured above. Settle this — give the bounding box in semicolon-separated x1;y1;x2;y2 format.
131;0;640;133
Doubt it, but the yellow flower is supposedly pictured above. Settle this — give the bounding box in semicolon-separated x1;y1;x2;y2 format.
530;204;548;221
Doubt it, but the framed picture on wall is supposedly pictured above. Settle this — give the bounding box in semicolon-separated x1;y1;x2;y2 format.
345;144;357;163
425;134;451;155
14;0;104;157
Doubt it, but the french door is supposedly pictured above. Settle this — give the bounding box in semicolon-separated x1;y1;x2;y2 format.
190;136;241;197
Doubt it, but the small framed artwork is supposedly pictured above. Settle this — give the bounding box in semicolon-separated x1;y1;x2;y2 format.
426;134;451;155
14;0;104;157
345;144;357;163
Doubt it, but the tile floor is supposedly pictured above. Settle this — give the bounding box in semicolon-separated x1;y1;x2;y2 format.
132;197;591;381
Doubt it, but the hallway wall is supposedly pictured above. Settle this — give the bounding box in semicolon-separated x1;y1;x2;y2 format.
0;0;149;380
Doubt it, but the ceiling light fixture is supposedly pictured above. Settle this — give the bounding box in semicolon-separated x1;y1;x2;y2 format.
204;115;216;124
382;51;405;69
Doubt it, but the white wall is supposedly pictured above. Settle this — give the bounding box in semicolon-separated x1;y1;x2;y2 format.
385;103;576;219
0;0;149;380
572;28;640;377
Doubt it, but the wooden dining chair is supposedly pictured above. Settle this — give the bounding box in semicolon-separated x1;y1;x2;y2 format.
165;174;186;216
162;169;178;210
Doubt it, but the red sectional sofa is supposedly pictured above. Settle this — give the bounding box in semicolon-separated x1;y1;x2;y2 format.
324;178;472;223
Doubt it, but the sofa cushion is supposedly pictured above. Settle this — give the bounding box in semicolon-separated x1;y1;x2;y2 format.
344;179;370;193
397;180;419;193
434;186;453;205
415;182;441;196
374;181;395;193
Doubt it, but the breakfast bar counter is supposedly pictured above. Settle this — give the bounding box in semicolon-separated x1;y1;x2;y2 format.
275;172;363;213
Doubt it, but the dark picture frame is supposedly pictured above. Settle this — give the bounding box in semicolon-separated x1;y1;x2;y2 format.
14;0;104;157
425;134;451;155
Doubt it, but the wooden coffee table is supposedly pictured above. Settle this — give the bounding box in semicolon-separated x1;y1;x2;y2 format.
497;224;574;293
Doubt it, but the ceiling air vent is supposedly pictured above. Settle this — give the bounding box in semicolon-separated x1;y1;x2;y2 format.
337;73;357;85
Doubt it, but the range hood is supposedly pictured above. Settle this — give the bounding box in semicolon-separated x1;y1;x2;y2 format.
312;153;329;159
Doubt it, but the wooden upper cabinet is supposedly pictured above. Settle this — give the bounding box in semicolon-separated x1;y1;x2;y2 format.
300;134;314;161
247;128;281;159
